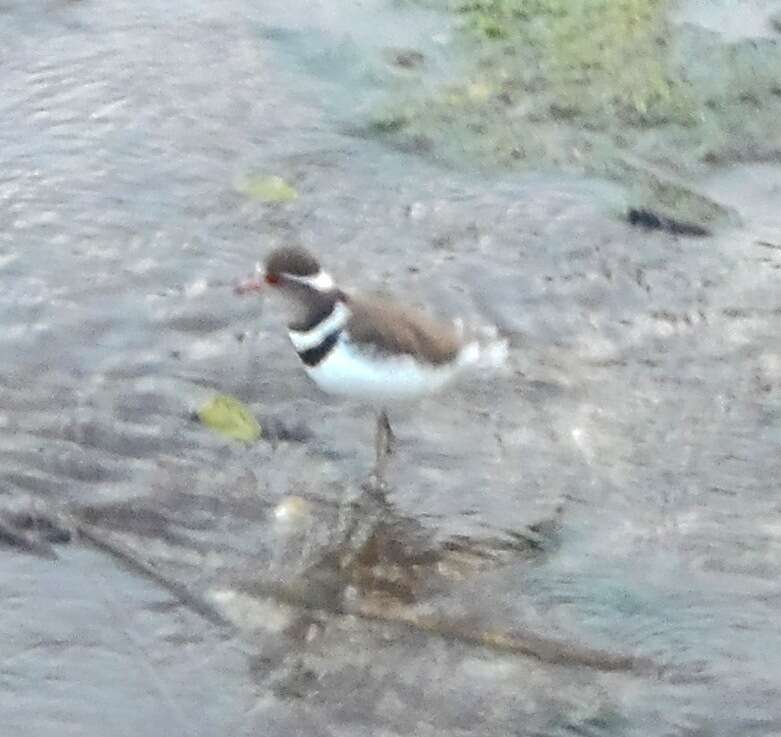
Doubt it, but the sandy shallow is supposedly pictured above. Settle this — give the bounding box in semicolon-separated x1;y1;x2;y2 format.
1;1;780;735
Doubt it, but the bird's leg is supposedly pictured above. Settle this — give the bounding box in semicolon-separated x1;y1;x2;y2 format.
380;409;395;456
371;409;395;488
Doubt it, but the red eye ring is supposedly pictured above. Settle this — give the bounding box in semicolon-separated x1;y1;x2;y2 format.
265;273;280;285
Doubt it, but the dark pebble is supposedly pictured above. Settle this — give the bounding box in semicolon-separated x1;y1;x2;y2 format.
627;208;711;237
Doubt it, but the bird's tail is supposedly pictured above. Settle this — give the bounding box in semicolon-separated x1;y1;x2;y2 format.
455;321;509;371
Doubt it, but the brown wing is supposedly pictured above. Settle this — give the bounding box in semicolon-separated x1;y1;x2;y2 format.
344;293;462;366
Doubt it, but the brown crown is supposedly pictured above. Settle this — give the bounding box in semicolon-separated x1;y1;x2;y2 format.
264;247;321;279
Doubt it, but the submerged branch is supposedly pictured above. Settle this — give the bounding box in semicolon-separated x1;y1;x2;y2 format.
2;500;659;676
237;576;660;676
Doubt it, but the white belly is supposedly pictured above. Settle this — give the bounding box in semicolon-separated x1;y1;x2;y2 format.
302;337;461;401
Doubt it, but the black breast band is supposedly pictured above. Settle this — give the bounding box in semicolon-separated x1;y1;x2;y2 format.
297;329;342;367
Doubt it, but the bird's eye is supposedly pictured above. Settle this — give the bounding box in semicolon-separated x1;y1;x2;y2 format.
265;273;280;285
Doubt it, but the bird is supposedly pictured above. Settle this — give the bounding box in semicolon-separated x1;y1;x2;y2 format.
236;246;506;484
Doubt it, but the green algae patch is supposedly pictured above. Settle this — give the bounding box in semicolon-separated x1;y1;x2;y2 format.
197;394;262;443
451;0;692;125
235;174;298;203
365;1;781;227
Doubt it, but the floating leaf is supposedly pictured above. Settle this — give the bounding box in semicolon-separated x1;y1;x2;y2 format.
197;394;262;443
235;174;298;203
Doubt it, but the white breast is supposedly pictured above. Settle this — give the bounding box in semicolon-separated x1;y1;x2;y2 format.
302;334;463;401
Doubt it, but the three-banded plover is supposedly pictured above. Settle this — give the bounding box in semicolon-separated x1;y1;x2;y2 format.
237;246;506;481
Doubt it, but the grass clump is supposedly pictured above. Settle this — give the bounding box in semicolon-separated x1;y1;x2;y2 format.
366;0;781;226
452;0;692;125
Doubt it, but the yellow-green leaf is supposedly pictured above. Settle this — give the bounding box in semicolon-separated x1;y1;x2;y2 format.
197;394;262;443
235;174;298;203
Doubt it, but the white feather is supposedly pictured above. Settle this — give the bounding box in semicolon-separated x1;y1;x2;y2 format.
453;322;509;372
286;270;335;291
288;301;350;351
458;337;509;371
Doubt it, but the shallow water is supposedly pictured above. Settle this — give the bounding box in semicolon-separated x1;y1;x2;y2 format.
1;1;781;735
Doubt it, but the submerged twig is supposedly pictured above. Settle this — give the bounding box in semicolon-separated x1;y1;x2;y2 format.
75;520;233;630
2;501;232;629
239;576;659;676
89;558;199;735
371;609;657;674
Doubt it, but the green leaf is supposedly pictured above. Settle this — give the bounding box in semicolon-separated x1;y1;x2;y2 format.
197;394;262;443
235;174;298;203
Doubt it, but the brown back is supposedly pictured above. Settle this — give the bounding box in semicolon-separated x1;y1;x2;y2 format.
344;293;462;366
